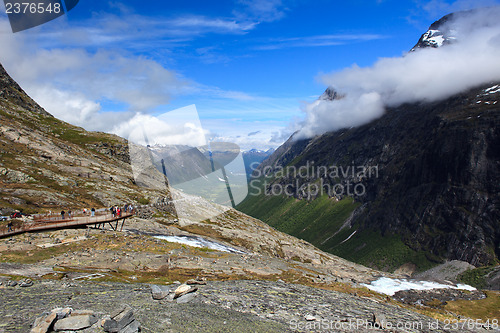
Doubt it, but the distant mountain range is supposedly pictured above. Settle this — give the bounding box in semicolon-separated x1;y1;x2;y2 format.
238;11;500;272
242;148;275;180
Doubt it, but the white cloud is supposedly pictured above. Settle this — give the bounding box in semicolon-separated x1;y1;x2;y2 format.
298;93;384;138
27;11;259;53
168;16;257;33
255;34;387;50
295;7;500;138
234;0;287;23
29;86;102;124
0;18;186;103
114;105;208;148
420;0;500;17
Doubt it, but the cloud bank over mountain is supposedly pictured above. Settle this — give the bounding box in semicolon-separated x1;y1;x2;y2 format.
297;7;500;138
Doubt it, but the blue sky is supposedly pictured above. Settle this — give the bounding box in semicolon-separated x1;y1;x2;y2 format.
1;0;499;150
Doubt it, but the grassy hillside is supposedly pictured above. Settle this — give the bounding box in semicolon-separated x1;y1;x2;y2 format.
238;179;437;272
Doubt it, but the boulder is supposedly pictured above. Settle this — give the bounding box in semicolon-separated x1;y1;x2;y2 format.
30;312;57;333
119;319;141;333
111;305;134;329
103;305;140;333
176;292;196;304
53;308;72;320
7;280;17;287
372;312;387;329
150;284;170;300
53;314;97;331
19;278;33;287
174;284;197;299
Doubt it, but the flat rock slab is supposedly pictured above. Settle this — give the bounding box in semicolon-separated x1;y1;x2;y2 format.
53;314;97;331
119;319;140;333
176;292;196;304
30;312;57;333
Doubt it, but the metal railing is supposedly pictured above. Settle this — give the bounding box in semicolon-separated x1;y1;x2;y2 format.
0;211;134;238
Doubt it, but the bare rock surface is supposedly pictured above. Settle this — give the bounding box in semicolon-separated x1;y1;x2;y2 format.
414;260;476;282
0;278;478;332
393;288;486;307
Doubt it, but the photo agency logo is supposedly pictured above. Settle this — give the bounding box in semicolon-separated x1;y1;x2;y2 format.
3;0;79;32
127;105;248;223
249;161;379;199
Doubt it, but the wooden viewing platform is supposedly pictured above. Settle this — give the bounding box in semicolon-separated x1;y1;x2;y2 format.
0;211;134;239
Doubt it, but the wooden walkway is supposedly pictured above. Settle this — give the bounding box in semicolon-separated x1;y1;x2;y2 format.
0;212;134;238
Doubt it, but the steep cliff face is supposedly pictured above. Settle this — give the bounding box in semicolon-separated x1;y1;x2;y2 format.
239;12;500;270
241;81;500;270
0;64;51;117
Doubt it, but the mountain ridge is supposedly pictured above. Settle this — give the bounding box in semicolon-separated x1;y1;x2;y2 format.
238;11;500;271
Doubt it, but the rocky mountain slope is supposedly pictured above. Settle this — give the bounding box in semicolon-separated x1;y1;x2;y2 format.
0;42;498;332
238;13;500;272
0;60;387;281
0;63;170;214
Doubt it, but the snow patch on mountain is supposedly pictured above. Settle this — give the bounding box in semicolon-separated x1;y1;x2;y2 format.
485;85;500;94
363;277;476;296
421;30;445;47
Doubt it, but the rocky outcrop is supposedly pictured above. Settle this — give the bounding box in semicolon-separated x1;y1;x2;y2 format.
0;64;51;117
101;305;141;333
30;306;140;333
393;288;486;308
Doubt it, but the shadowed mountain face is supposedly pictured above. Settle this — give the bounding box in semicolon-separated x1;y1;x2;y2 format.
238;13;500;270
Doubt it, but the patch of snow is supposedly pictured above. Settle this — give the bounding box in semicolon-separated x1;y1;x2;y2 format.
218;177;226;182
483;85;500;95
485;85;499;93
362;277;476;296
154;235;245;254
340;230;357;244
476;101;482;104
422;30;445;47
429;35;444;47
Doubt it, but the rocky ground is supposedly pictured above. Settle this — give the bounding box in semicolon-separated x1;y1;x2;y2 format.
0;217;499;332
413;261;476;282
0;277;488;333
0;214;386;286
